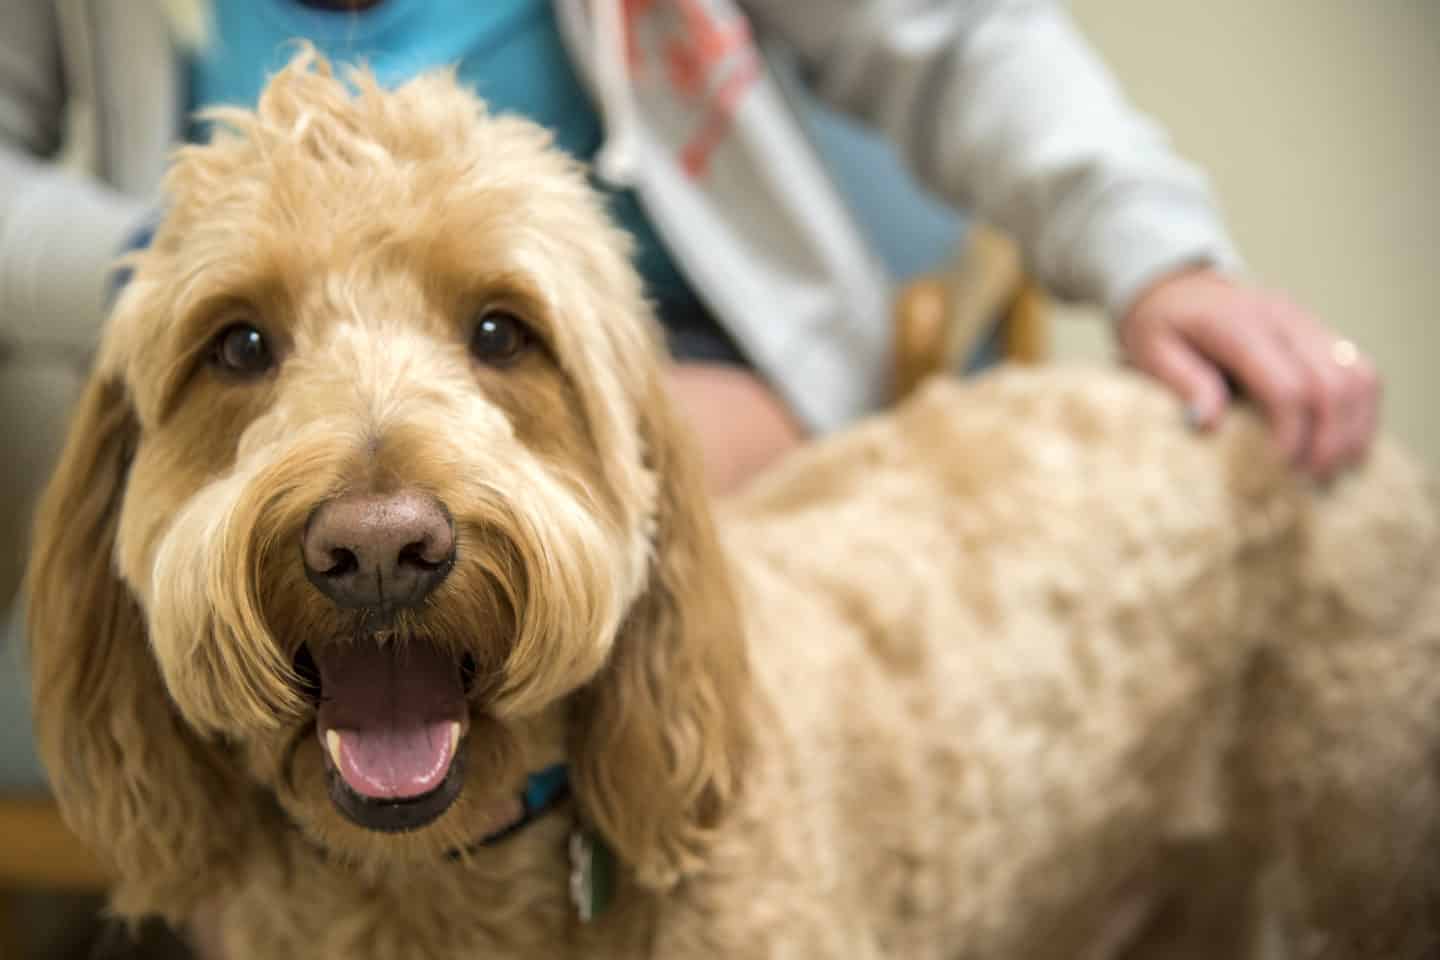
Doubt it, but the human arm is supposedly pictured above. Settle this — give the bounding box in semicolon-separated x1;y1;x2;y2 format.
0;0;151;355
745;0;1377;474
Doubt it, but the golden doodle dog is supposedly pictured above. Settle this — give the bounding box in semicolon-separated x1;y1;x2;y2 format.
28;53;1440;958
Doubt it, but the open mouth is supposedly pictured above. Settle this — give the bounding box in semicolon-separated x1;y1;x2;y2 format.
302;639;471;833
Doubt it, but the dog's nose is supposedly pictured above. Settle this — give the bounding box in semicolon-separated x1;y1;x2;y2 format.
302;491;455;610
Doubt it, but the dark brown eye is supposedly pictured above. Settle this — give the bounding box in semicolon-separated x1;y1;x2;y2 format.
211;323;274;377
469;310;530;366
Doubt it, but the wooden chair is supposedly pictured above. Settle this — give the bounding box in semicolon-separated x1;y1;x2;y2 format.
0;793;111;954
0;795;109;893
893;222;1049;402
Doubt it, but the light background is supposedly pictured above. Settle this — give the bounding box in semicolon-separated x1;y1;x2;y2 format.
1055;0;1437;466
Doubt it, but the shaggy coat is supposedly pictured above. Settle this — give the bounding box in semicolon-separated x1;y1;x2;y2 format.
28;55;1440;958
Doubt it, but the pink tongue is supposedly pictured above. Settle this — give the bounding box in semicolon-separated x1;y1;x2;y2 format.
333;719;455;800
312;640;466;800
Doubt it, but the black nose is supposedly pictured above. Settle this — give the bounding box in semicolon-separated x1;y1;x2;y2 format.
302;491;455;610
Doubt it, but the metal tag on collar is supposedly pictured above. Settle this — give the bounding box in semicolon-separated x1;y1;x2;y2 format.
568;826;615;923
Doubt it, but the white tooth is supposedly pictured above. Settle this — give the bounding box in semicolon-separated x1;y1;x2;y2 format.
326;729;343;769
449;721;461;755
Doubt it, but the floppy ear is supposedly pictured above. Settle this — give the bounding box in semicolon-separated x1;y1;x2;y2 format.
570;365;753;889
26;373;260;922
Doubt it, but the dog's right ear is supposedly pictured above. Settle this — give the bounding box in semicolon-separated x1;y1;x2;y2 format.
568;355;754;890
26;373;257;922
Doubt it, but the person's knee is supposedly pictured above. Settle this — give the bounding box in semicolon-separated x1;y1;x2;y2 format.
666;364;805;494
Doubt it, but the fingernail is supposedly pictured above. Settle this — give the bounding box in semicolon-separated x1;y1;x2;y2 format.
1184;404;1205;430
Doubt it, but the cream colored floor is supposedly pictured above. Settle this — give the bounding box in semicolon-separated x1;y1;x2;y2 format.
1057;0;1438;467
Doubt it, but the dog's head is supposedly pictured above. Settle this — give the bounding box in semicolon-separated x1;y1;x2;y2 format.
27;52;748;915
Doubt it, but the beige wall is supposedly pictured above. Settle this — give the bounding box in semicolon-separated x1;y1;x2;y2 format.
1056;0;1438;467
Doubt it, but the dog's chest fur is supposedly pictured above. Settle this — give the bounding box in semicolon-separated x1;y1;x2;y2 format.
218;816;654;958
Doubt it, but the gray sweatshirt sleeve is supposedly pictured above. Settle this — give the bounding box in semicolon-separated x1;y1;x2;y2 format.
0;0;149;354
745;0;1244;317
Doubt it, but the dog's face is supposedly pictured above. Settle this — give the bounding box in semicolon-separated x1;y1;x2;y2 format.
111;61;662;861
28;55;747;913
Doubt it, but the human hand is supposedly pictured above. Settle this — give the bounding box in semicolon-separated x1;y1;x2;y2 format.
1118;268;1380;478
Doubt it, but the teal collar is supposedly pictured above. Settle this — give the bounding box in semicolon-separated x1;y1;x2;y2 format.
294;760;610;921
474;762;571;847
298;762;613;922
467;764;614;922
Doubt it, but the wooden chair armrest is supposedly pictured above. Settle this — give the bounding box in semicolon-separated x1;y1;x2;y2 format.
0;794;109;892
893;224;1049;402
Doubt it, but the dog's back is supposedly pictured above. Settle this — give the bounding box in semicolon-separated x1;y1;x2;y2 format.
714;367;1440;959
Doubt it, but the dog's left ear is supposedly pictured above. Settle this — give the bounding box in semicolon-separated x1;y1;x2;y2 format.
570;365;753;889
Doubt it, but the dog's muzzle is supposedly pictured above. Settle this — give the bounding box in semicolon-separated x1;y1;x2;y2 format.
300;489;469;832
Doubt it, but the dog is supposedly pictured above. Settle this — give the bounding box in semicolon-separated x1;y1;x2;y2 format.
27;53;1440;958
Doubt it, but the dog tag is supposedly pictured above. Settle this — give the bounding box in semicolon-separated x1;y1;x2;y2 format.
568;826;614;923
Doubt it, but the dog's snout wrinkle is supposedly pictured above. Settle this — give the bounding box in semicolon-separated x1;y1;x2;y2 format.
302;490;455;610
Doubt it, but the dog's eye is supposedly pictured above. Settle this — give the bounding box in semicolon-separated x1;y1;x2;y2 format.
211;323;274;377
469;310;531;366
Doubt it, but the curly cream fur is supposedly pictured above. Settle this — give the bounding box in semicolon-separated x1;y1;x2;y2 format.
27;52;1440;958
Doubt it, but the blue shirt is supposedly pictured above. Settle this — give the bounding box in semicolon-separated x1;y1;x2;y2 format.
190;0;696;306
